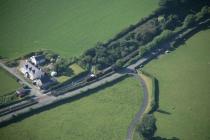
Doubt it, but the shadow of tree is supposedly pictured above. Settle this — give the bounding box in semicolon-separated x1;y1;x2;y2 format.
152;136;180;140
157;109;171;115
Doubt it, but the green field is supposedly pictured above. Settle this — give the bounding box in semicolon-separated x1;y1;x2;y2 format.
0;68;20;96
0;77;143;140
143;29;210;140
0;0;158;59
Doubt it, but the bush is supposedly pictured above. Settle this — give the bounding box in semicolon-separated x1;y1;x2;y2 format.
54;58;72;76
139;114;157;139
115;59;124;68
5;60;19;67
183;14;196;27
195;6;210;22
139;29;174;56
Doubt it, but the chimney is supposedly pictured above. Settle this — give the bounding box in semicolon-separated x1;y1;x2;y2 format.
32;70;35;74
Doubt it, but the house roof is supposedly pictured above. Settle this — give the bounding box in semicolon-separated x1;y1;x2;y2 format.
22;61;44;76
34;55;45;61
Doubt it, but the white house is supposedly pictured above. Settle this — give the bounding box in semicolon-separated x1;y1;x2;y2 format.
30;55;45;65
20;61;44;80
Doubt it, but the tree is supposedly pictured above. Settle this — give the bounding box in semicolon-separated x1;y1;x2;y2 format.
196;6;209;21
139;47;148;56
200;6;209;16
83;55;92;63
139;114;157;139
115;59;124;68
183;14;196;27
54;58;71;76
84;48;96;57
164;15;180;30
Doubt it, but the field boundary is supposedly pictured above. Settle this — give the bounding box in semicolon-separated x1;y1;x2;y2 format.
139;70;159;114
131;70;159;140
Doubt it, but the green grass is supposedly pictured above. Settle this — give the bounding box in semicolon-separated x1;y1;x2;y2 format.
0;77;143;140
56;64;85;83
0;0;158;59
56;75;71;83
139;72;153;113
69;63;85;75
143;29;210;140
0;68;20;96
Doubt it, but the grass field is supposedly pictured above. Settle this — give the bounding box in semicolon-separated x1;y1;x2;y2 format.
0;77;143;140
0;68;20;96
143;29;210;140
0;0;158;59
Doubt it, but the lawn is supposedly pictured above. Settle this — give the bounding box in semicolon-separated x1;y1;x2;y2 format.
143;29;210;140
0;77;143;140
0;0;158;59
69;63;85;75
0;68;20;96
56;63;85;83
56;75;71;83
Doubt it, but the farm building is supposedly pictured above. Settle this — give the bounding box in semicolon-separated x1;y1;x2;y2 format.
30;55;45;65
20;61;44;80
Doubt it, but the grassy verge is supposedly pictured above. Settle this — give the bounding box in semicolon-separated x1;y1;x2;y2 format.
0;77;143;140
139;71;158;114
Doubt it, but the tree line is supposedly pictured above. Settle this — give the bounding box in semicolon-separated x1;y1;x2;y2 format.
77;0;210;72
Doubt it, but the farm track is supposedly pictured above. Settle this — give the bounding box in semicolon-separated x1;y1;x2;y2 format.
126;74;148;140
